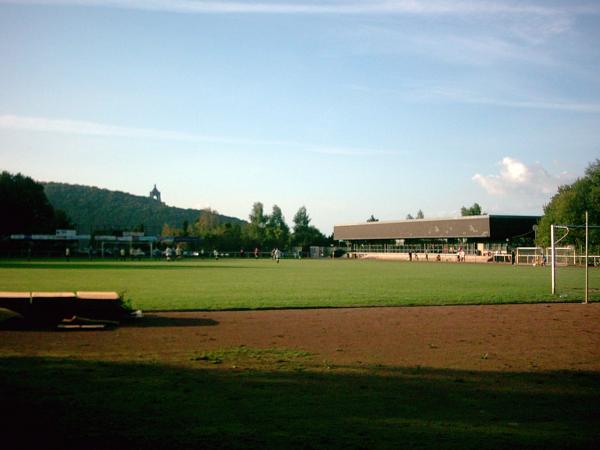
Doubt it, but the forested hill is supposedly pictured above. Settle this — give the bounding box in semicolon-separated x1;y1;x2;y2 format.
43;182;245;235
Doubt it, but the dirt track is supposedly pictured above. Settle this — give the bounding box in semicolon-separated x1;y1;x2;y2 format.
2;303;600;372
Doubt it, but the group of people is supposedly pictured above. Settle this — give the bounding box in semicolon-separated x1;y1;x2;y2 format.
164;246;182;261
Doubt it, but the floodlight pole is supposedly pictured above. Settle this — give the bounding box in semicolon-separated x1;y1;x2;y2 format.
585;211;589;304
551;224;556;295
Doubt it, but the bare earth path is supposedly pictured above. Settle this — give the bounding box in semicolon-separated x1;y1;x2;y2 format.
2;303;599;372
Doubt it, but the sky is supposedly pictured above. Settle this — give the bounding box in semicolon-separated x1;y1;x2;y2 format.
1;0;599;233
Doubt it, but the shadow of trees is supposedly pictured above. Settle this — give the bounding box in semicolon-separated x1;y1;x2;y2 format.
1;356;598;450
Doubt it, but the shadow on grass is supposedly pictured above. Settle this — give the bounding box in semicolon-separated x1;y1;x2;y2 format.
1;356;598;450
0;262;267;271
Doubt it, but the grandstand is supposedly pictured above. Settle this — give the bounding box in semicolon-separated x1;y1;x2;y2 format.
334;215;540;261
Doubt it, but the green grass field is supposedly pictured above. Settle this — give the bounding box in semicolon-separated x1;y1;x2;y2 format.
1;258;597;310
3;259;600;449
1;356;598;450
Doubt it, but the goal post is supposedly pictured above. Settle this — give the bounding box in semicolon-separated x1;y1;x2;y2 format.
550;212;598;303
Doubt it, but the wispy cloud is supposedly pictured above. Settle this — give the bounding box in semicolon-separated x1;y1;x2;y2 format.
473;157;572;197
1;0;595;17
305;145;401;156
5;1;595;62
348;84;600;113
0;114;400;156
425;86;600;113
0;114;289;146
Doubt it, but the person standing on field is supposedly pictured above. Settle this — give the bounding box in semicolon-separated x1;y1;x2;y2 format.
274;248;281;263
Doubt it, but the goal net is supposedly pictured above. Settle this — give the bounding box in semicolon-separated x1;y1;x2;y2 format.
546;247;575;266
516;247;544;265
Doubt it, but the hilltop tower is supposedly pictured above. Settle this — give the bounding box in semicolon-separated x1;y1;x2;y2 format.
150;184;161;202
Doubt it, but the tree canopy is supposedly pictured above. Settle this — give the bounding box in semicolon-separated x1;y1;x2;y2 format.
291;205;327;249
0;171;72;236
161;203;329;252
11;175;330;252
264;205;290;250
461;203;483;216
43;182;243;235
536;159;600;247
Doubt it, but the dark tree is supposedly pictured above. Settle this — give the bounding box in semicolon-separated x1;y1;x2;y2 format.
461;203;483;216
0;171;69;236
264;205;290;250
291;205;327;249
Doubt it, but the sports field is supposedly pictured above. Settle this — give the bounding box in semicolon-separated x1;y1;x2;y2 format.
2;258;600;449
0;258;597;309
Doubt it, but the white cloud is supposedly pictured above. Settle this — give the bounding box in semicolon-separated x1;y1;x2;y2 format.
473;157;571;197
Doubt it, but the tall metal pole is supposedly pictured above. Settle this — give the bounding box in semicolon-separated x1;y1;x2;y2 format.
585;211;589;304
551;224;556;294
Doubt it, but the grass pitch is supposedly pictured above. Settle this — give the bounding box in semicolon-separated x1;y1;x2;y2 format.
0;258;597;310
1;357;599;450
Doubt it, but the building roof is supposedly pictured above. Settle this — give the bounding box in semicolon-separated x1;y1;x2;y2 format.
333;215;540;241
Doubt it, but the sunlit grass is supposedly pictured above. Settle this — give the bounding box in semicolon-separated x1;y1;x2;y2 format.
0;258;597;310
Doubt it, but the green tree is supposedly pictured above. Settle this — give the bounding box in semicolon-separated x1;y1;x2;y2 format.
264;205;290;250
461;203;483;216
293;206;311;228
161;223;178;237
247;201;267;245
416;209;424;219
406;214;414;220
193;209;221;236
53;209;75;230
0;171;71;236
366;214;379;222
537;159;600;247
291;206;327;249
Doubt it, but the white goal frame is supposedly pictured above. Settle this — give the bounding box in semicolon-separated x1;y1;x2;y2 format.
551;212;597;303
516;247;544;265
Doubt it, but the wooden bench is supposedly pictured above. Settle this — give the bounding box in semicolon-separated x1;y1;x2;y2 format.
0;291;31;316
74;291;124;320
0;291;127;327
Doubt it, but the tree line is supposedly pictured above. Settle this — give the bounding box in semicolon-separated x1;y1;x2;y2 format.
536;159;600;248
161;202;331;252
3;159;599;252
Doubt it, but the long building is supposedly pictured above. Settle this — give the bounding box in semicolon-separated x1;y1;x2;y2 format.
334;215;540;243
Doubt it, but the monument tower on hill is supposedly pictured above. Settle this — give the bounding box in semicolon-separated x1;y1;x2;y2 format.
149;184;161;202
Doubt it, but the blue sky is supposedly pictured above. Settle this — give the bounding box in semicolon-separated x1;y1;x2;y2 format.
1;1;599;233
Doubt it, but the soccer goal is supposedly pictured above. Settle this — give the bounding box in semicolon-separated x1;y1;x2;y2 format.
550;212;597;303
546;247;575;266
516;247;544;265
